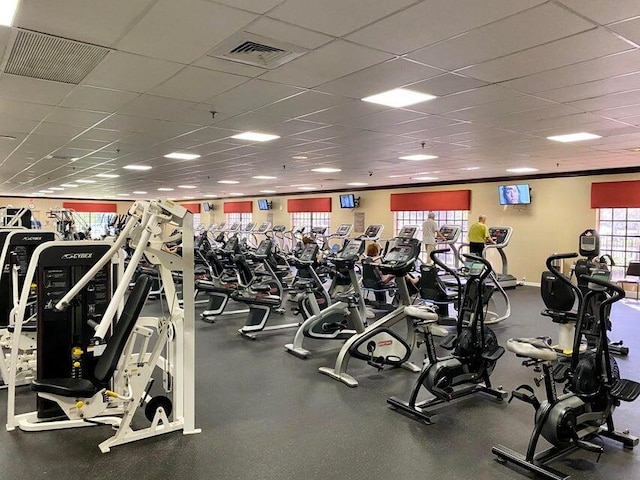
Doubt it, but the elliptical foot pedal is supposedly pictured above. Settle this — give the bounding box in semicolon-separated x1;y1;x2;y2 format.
481;345;505;362
439;334;457;350
610;379;640;402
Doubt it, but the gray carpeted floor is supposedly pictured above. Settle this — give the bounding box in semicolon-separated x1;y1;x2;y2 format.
1;286;639;480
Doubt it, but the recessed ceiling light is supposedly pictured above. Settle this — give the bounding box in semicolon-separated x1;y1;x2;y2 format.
292;156;308;160
123;165;152;171
252;175;277;180
547;132;601;143
298;186;315;191
362;88;436;108
117;193;130;196
389;174;409;178
157;187;174;191
164;152;201;160
506;167;539;173
231;132;280;142
76;179;97;184
229;192;244;196
0;0;19;27
39;190;54;194
49;187;65;191
133;191;148;194
178;185;197;189
204;194;218;198
311;167;341;173
95;173;119;178
60;184;78;188
182;196;195;200
260;190;276;193
461;166;480;171
413;176;439;181
347;182;368;186
218;180;239;184
399;154;438;161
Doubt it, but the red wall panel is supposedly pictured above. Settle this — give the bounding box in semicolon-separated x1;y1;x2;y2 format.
591;180;640;208
180;203;201;213
223;201;253;213
62;202;117;213
287;197;332;212
390;190;471;211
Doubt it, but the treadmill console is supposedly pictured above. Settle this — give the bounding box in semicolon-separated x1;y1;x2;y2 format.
228;222;241;232
311;226;327;235
216;222;226;231
334;224;353;237
398;225;418;239
439;225;461;244
223;236;239;253
254;239;272;258
362;224;383;240
488;227;512;247
579;229;599;257
379;238;421;275
298;243;319;263
255;222;272;234
272;225;286;233
293;226;305;234
243;222;256;232
338;239;364;259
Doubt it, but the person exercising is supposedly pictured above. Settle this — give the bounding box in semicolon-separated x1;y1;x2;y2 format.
422;212;446;264
468;215;494;256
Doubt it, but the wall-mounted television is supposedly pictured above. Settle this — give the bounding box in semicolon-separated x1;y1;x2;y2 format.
203;202;211;212
498;184;531;205
257;199;271;211
339;193;358;209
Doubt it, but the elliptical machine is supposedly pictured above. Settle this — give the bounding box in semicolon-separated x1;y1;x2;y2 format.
319;237;428;387
493;252;640;480
387;250;507;423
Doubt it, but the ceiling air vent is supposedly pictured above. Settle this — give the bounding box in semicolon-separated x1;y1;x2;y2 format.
4;29;109;84
208;32;307;69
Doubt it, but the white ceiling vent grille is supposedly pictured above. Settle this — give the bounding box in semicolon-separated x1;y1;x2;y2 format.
4;30;109;84
208;32;307;69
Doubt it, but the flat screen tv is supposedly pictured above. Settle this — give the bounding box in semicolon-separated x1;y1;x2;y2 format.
498;184;531;205
339;193;356;209
202;202;211;212
257;199;270;211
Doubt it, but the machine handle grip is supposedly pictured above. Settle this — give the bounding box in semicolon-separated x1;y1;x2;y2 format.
579;274;625;300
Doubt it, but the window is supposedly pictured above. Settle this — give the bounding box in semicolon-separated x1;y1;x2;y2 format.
74;212;115;239
394;210;469;264
226;212;252;226
597;208;640;279
290;212;331;234
193;213;201;231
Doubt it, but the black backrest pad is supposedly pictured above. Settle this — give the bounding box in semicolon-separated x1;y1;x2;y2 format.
540;270;575;312
94;275;152;383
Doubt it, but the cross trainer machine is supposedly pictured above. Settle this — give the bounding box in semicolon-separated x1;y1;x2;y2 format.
284;239;367;359
492;253;640;480
319;236;424;387
387;250;507;423
6;199;200;452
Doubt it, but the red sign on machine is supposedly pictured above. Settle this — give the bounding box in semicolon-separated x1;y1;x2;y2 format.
378;340;393;347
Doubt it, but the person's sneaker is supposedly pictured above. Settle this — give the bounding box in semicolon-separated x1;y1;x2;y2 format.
366;308;375;319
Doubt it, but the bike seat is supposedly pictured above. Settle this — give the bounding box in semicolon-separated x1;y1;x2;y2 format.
506;337;557;361
405;305;438;323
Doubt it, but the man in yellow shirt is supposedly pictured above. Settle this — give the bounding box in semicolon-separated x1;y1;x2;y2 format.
468;215;494;256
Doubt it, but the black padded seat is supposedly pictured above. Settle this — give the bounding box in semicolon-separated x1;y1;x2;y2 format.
231;291;281;307
195;279;237;294
31;275;152;399
31;377;97;397
139;266;158;276
7;325;37;333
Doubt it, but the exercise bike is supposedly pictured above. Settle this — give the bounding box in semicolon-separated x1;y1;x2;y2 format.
493;252;640;480
388;250;507;423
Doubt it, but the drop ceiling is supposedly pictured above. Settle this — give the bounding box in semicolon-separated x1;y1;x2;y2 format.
1;0;640;200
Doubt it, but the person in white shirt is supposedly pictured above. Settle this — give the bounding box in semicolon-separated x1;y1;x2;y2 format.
422;212;446;264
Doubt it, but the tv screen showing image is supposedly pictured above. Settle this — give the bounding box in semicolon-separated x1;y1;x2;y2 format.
203;202;211;212
257;199;270;211
339;194;355;209
498;184;531;205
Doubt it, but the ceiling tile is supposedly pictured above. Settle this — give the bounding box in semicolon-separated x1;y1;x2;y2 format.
459;29;633;83
61;87;138;112
0;75;74;105
15;0;155;47
268;0;417;37
256;91;350;119
192;56;267;77
261;40;392;88
212;0;283;14
537;71;640;103
150;67;248;102
82;52;184;93
338;110;425;129
297;101;385;124
407;3;594;70
502;50;640;93
0;99;54;122
406;74;488;97
0;117;39;134
609;17;640;45
118;95;198;120
568;89;640;112
558;0;640;25
347;0;546;54
245;17;333;49
207;79;304;113
116;0;257;63
33;122;87;138
406;85;522;115
44;108;111;127
316;58;442;99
